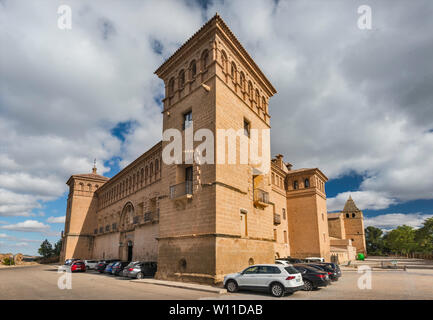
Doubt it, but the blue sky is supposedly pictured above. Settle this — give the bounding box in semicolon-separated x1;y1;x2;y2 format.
1;0;433;255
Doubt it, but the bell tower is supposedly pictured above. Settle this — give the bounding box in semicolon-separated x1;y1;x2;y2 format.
154;14;277;283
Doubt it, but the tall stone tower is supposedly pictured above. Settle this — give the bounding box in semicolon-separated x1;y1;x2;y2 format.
155;14;277;283
60;167;109;261
342;196;367;255
285;168;330;260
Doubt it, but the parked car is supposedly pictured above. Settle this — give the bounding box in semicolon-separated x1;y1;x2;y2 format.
125;261;157;279
104;261;119;274
314;262;342;278
112;261;130;276
292;265;330;291
301;263;340;281
279;257;305;264
96;259;118;273
70;261;86;272
223;264;304;297
84;260;98;270
64;258;80;266
121;261;137;277
275;259;296;267
304;257;325;263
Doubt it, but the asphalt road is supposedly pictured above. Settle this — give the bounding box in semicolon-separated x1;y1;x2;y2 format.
0;264;432;300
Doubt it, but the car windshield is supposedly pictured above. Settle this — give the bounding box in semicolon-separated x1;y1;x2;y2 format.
284;266;299;274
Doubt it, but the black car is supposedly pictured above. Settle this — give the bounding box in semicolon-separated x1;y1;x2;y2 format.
112;261;130;276
315;262;342;278
302;263;340;281
280;257;305;264
293;265;330;291
95;259;118;273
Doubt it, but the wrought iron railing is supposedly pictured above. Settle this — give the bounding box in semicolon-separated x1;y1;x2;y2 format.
254;188;270;204
170;181;193;199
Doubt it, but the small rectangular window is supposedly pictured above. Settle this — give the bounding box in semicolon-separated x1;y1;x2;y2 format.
183;111;192;130
243;119;250;137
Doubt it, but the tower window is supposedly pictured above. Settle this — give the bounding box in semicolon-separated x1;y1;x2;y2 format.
282;208;286;220
240;72;245;90
352;213;356;218
231;62;237;81
179;69;185;88
346;213;349;218
168;77;175;96
304;178;310;188
201;50;209;70
183;111;192;130
190;60;196;78
243;119;250;137
293;180;298;190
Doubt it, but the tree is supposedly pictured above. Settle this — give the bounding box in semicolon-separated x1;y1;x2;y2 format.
38;239;53;258
385;225;416;257
365;226;385;255
415;217;433;255
53;239;62;256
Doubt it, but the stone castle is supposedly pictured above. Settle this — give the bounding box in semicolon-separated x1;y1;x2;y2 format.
60;14;366;284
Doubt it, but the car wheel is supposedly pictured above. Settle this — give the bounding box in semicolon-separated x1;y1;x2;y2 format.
303;280;314;291
270;283;285;297
225;280;238;293
136;272;144;279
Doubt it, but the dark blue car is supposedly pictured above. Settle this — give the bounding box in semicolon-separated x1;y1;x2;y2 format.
104;261;119;274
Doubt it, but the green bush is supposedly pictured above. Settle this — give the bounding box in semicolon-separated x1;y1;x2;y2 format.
2;257;15;265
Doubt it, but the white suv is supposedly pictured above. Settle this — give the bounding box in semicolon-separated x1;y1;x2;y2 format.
223;264;304;297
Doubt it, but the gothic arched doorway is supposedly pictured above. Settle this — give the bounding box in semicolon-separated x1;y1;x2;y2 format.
127;240;133;262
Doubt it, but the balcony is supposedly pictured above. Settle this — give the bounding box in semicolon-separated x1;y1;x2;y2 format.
170;181;193;200
274;213;281;225
143;209;159;224
254;188;270;208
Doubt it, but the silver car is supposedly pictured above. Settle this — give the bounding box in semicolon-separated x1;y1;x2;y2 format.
84;260;98;270
223;264;304;297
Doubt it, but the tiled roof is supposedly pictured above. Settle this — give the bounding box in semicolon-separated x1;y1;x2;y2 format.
342;195;360;212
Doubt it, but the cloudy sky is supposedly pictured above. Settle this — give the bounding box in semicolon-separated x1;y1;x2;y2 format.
0;0;432;255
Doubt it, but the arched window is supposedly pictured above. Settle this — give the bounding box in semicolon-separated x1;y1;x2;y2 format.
346;213;350;218
304;178;310;188
168;77;175;96
271;173;275;184
190;60;197;79
293;180;298;190
140;168;144;183
178;69;185;88
248;81;253;97
145;166;149;181
231;62;237;81
201;49;209;70
240;72;245;91
352;213;356;218
87;183;92;191
262;97;266;112
255;89;260;106
221;50;227;72
155;159;159;174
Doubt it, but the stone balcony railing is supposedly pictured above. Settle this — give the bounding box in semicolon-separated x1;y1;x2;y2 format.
169;181;193;200
254;188;270;207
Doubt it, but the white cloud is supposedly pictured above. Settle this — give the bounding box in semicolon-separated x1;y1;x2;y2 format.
364;213;433;231
327;191;397;212
0;220;50;233
0;0;432;225
46;216;65;224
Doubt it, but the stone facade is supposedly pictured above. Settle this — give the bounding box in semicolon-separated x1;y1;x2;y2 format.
60;14;364;283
